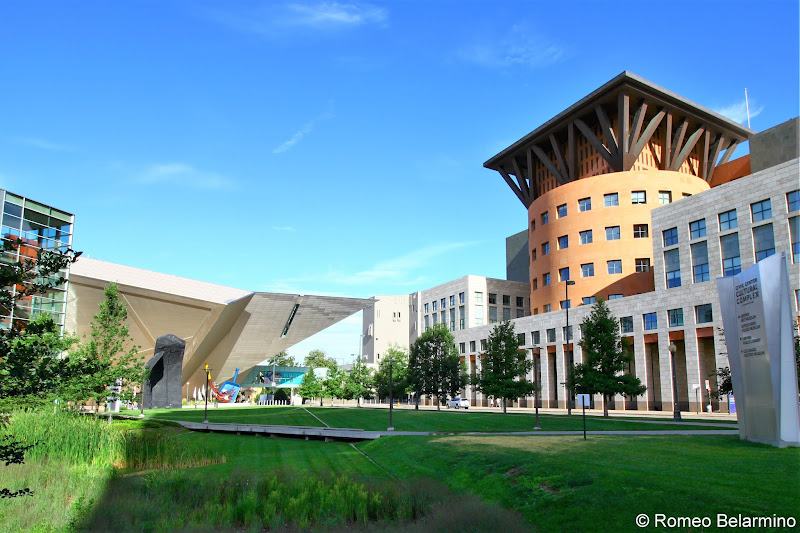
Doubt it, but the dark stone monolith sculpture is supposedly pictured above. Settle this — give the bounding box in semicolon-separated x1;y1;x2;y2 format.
144;334;185;409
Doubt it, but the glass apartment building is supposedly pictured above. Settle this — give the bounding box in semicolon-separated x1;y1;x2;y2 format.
0;189;74;331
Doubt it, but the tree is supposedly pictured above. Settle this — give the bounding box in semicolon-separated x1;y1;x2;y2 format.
566;299;646;417
304;349;337;370
374;345;409;401
266;351;297;367
475;322;537;413
343;360;374;406
66;283;147;416
710;367;732;400
408;324;465;410
322;364;345;405
297;367;323;405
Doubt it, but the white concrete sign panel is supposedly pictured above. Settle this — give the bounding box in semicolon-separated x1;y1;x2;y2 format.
717;253;800;447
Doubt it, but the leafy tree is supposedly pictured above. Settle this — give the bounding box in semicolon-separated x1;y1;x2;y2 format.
374;345;409;401
710;367;732;400
65;283;147;416
566;299;646;417
322;364;345;405
476;322;537;413
298;367;323;405
304;349;337;369
408;324;465;410
265;351;297;367
343;359;374;406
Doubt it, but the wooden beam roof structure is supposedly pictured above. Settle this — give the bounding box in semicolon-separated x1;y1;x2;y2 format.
484;71;754;208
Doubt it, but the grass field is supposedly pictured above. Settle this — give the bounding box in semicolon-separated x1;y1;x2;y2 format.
146;405;735;432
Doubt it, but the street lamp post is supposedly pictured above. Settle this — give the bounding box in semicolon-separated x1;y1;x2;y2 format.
185;381;190;405
533;347;541;430
387;357;395;431
203;363;211;424
669;342;682;421
565;279;576;415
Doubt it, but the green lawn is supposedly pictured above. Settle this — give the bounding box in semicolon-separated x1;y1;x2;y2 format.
146;405;735;432
359;434;800;532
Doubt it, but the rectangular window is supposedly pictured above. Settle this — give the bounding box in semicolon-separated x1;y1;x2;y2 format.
531;248;537;261
579;229;593;244
541;212;549;225
790;217;800;263
632;191;646;204
502;307;511;321
559;267;570;281
441;311;445;324
502;295;511;306
488;293;497;304
753;224;775;261
557;204;567;218
450;308;456;331
720;233;741;276
474;292;483;303
459;292;465;304
546;328;556;343
607;260;622;274
450;295;455;306
751;199;772;222
696;304;713;324
474;306;483;326
532;331;540;344
581;263;594;277
558;235;569;249
719;209;738;231
691;241;710;283
543;304;552;312
659;191;672;204
608;294;623;300
635;258;650;272
424;315;429;329
606;226;620;240
459;306;465;329
516;296;524;307
604;193;619;207
560;300;571;310
690;219;707;239
530;219;536;231
683;193;692;198
433;314;438;325
562;325;573;340
441;298;446;309
664;248;681;288
668;308;684;327
620;316;634;333
633;224;649;238
480;339;487;351
459;342;465;354
663;227;678;246
578;197;592;212
582;296;596;305
542;242;550;255
517;333;526;345
516;309;524;318
788;190;800;212
432;301;437;311
543;273;551;286
424;303;429;313
489;306;497;323
533;278;538;290
470;340;476;352
643;312;658;331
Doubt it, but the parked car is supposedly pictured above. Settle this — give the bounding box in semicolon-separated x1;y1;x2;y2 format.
446;397;470;409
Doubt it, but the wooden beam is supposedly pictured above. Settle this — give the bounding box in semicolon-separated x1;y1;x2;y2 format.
701;130;711;182
630;108;666;162
664;112;673;169
512;156;530;198
618;91;630;169
498;166;529;207
628;100;648;151
671;124;705;171
574;119;615;168
718;140;739;166
549;134;570;183
567;122;576;180
705;134;726;183
595;104;618;157
531;144;567;185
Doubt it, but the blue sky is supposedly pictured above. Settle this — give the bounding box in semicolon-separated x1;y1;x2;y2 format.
2;1;798;363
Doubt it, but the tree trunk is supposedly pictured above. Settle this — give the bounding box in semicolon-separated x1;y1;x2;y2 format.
603;395;609;417
415;395;419;410
502;398;507;414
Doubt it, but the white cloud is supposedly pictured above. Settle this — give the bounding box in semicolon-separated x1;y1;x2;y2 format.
138;163;234;190
14;137;73;151
209;2;387;38
273;110;335;154
457;24;567;70
714;99;764;125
